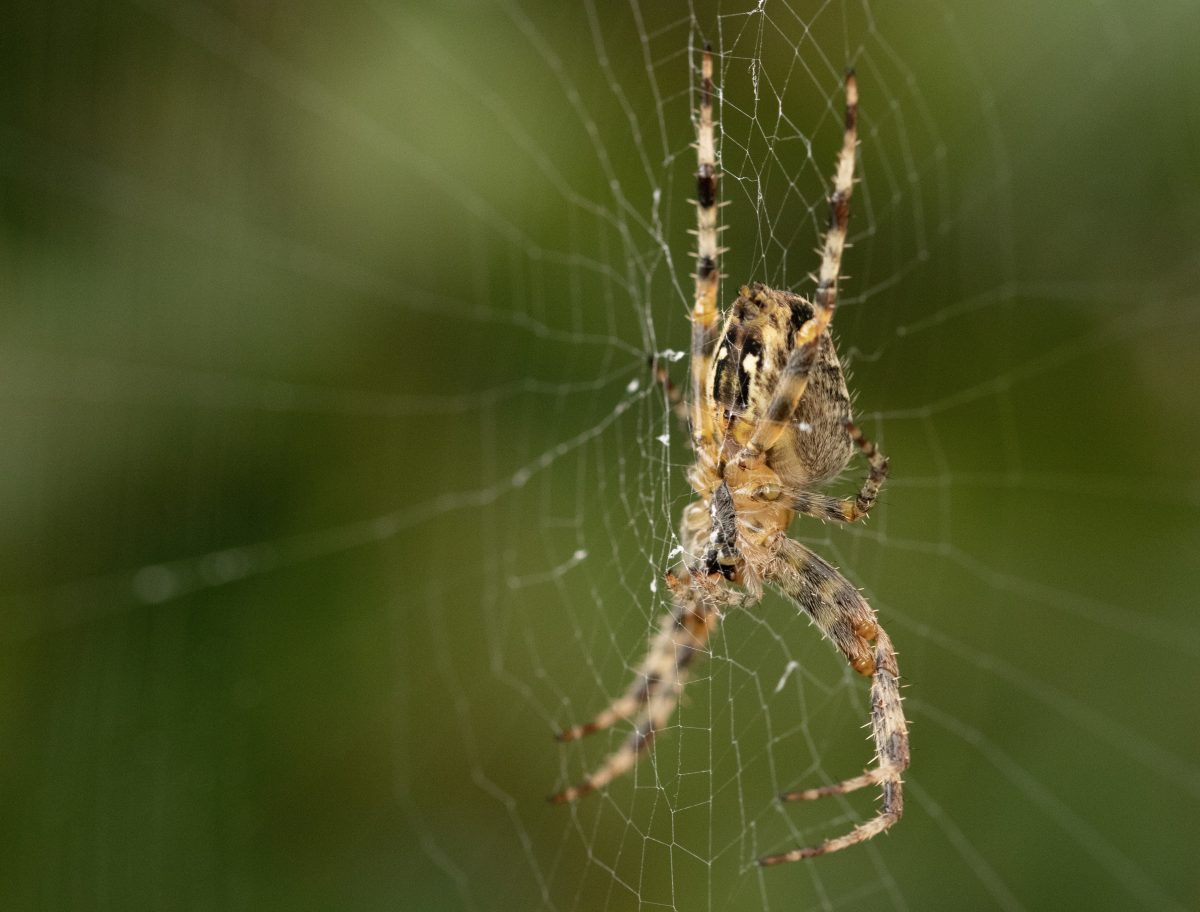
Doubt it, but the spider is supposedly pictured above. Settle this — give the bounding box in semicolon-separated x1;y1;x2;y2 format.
550;47;909;865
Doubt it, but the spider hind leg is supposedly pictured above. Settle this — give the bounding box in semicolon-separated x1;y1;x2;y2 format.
760;540;909;864
550;575;718;803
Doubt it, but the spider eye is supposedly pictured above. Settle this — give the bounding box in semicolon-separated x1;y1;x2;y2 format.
756;484;783;501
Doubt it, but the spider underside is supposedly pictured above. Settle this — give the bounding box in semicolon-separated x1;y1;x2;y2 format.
551;47;909;866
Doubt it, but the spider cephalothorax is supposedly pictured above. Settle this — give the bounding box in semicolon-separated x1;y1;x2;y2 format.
551;47;909;866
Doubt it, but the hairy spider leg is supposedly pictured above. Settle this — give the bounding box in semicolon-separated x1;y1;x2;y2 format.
749;419;889;523
552;579;694;745
766;536;879;676
742;72;858;461
689;44;723;448
758;540;908;864
549;577;718;803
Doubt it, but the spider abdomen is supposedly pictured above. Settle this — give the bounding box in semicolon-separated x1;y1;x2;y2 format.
709;285;797;426
771;333;855;487
709;284;855;486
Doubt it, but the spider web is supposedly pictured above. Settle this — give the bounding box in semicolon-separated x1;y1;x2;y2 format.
3;1;1199;910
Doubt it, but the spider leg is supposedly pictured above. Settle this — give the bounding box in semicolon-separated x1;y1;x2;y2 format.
767;536;879;675
690;43;723;448
749;419;889;523
552;582;690;744
839;418;889;520
550;574;718;803
644;45;723;446
740;72;858;461
758;538;908;865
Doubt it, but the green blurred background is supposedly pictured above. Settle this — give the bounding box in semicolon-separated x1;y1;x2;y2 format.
3;1;1199;910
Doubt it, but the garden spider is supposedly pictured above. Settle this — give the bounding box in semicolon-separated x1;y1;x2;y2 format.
550;47;909;865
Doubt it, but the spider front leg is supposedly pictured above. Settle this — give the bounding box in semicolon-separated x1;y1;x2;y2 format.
758;537;909;865
549;573;719;803
689;43;724;448
740;72;858;462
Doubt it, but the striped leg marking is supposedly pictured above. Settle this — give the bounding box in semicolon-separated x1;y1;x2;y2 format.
550;576;718;803
741;72;858;460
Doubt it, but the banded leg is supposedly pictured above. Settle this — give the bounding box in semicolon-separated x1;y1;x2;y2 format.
839;418;888;519
767;537;879;676
689;43;723;448
757;419;888;523
549;574;718;803
759;538;908;864
552;579;690;744
760;628;907;864
740;72;858;460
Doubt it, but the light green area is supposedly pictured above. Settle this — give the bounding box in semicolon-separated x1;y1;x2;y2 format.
2;1;1199;910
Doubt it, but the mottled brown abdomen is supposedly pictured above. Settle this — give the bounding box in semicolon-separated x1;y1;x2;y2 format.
770;333;855;487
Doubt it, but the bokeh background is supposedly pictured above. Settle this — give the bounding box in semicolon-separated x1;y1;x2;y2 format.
3;1;1199;910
